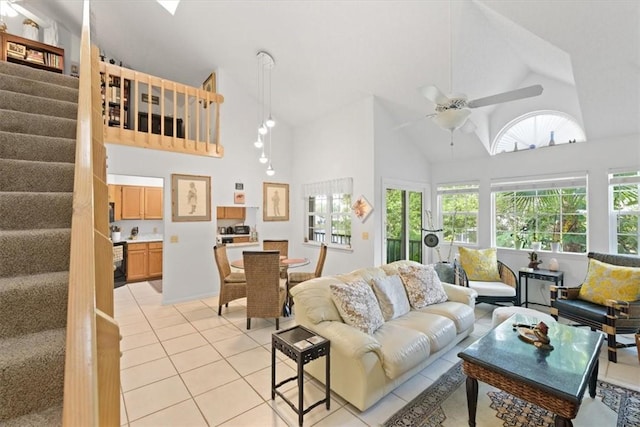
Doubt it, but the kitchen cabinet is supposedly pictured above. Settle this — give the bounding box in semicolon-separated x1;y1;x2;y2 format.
108;185;122;221
120;186;163;220
126;241;163;282
216;206;246;220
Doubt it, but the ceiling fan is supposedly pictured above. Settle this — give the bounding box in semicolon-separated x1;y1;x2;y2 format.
419;84;544;132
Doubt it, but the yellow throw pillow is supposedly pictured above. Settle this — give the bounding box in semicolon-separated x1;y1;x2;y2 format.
458;247;501;282
578;258;640;305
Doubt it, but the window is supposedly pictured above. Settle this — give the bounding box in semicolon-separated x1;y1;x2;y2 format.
303;178;352;248
437;183;479;244
492;175;588;253
609;171;640;255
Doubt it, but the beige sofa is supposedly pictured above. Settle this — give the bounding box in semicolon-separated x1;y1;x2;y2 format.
290;260;477;411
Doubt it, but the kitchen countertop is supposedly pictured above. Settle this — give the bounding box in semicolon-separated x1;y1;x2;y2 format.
112;234;163;243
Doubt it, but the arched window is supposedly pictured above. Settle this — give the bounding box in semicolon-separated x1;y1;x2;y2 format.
492;110;586;155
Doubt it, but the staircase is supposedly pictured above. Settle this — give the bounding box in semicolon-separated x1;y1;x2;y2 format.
0;60;79;426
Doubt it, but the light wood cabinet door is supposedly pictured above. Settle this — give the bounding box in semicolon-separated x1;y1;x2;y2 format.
216;206;245;219
108;185;122;220
126;243;148;281
216;206;226;219
121;186;144;219
144;187;163;219
148;242;163;278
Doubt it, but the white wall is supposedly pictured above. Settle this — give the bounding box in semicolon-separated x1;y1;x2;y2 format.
431;133;640;304
106;68;294;304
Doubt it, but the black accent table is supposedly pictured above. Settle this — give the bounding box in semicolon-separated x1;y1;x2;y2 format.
272;325;330;426
519;268;564;307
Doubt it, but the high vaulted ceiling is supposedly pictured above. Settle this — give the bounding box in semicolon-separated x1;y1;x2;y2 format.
25;0;640;162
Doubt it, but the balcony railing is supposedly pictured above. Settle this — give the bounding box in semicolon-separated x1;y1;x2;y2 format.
387;238;422;263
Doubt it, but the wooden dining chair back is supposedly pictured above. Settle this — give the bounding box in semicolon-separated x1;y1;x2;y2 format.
263;239;289;278
243;250;287;330
213;245;247;316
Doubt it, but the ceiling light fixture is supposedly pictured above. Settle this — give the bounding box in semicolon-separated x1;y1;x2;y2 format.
255;51;277;175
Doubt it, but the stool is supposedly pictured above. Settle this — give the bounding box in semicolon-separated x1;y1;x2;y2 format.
492;306;556;328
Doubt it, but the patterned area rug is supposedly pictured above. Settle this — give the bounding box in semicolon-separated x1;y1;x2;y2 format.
383;361;640;427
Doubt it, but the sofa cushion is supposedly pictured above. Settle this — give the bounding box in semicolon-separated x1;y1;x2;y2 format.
330;280;385;335
372;323;431;380
372;274;411;321
468;280;516;297
291;277;343;324
418;301;475;333
578;258;640;305
398;264;448;309
388;311;457;352
458;247;501;281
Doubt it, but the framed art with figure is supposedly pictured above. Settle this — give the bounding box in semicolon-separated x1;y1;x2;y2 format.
263;182;289;221
171;174;211;222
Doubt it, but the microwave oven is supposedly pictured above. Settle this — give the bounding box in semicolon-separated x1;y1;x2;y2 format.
234;225;250;235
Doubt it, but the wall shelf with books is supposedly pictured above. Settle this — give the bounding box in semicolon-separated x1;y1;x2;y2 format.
0;33;64;74
101;72;131;129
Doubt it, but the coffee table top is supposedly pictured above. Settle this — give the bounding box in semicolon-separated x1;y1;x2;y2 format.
459;314;603;403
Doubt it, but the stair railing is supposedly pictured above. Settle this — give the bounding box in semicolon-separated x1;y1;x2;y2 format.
100;62;224;158
63;0;120;425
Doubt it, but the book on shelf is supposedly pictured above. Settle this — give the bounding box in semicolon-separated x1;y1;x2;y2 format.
25;49;44;64
6;42;26;59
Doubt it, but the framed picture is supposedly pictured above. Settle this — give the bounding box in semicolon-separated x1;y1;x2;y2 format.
234;191;245;204
263;182;289;221
352;195;373;222
171;174;211;222
202;72;216;93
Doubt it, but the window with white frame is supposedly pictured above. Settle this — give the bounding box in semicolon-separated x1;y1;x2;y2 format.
609;171;640;255
437;183;479;244
492;175;588;253
303;178;352;248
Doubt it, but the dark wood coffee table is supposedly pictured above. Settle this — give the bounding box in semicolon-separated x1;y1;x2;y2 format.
458;314;603;427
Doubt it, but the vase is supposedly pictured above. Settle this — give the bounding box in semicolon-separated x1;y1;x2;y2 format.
111;231;121;241
531;241;542;252
551;242;561;253
514;240;523;250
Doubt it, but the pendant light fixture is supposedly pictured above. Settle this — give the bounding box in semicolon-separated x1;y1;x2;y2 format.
254;51;277;175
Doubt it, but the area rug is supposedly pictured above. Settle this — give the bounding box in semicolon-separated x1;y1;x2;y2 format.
383;361;640;427
149;279;163;293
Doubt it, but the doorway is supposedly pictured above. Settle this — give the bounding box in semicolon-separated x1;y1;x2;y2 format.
384;184;425;264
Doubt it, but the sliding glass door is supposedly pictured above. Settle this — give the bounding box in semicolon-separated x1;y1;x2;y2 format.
385;187;423;263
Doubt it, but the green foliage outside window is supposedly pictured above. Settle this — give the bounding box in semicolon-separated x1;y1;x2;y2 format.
439;185;479;244
611;171;640;255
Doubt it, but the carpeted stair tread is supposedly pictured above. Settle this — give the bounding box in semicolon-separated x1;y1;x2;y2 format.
0;60;78;90
0;192;72;230
0;131;75;164
0;229;70;278
0;404;62;427
0;328;66;422
0;90;78;120
0;110;76;139
0;73;78;103
0;159;74;193
0;272;68;339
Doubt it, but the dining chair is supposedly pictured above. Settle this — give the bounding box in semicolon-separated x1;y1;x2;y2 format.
263;239;289;279
287;243;328;309
213;245;247;316
243;250;287;330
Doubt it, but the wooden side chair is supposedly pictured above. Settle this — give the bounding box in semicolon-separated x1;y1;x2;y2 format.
213;245;247;316
263;239;289;278
243;251;287;330
287;243;328;309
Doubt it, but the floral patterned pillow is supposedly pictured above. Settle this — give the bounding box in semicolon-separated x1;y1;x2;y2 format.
578;258;640;305
458;247;501;281
398;264;448;309
330;280;385;335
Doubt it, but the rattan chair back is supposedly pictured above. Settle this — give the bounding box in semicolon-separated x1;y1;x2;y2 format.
243;250;286;329
213;245;247;316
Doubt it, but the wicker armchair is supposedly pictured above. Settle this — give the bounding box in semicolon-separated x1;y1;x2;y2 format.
243;251;287;330
263;239;289;279
213;245;247;316
287;243;328;308
551;252;640;362
454;259;519;306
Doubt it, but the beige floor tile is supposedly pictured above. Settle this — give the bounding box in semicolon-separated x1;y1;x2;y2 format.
121;357;177;392
154;322;197;341
226;346;272;377
244;362;298;401
161;332;208;355
218;402;288;427
115;304;144;320
114;285;134;301
120;330;159;352
391;370;434;402
246;324;279;345
347;391;406;426
229;316;276;331
140;304;180;320
123;376;191;422
182;307;218;322
129;399;208;427
120;320;153;337
268;380;340;426
190;314;231;332
604;358;640;391
173;300;209;313
181;359;241;396
147;313;189;330
418;357;455;381
312;407;368;427
121;343;167;369
170;344;222;373
200;323;243;343
194;379;264;425
200;296;220;307
116;311;147;327
120;392;127;426
212;333;261;358
133;293;163;307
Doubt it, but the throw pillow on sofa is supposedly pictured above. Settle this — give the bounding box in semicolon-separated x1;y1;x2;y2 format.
330;280;385;334
458;247;501;281
578;258;640;305
372;274;411;321
398;264;448;309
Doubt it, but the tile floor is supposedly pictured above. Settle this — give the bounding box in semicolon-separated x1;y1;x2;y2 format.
115;281;640;426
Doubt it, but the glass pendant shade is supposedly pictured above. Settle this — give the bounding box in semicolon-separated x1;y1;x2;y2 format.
266;163;275;176
259;152;268;164
258;124;268;135
266;115;275;128
254;135;264;149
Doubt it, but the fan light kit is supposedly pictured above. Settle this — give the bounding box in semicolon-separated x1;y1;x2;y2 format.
254;51;277;176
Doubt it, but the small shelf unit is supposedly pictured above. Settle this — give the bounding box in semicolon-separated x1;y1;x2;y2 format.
1;33;64;74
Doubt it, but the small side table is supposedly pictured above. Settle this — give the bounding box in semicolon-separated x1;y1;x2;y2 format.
272;325;330;426
519;268;564;307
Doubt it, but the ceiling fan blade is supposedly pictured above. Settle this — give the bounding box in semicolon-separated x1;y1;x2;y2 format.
419;85;451;105
393;113;437;131
467;84;543;109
